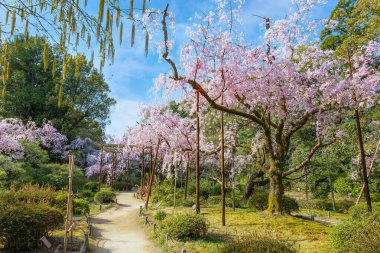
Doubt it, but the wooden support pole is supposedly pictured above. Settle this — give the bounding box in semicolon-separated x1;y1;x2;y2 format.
220;100;226;226
141;147;145;194
356;139;380;205
64;155;74;253
184;153;190;200
145;139;161;209
196;90;200;214
98;146;103;192
355;108;372;211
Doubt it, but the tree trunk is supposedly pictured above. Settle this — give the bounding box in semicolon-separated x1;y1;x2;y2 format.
267;173;283;214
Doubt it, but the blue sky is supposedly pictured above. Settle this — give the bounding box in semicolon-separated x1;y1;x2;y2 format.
101;0;338;138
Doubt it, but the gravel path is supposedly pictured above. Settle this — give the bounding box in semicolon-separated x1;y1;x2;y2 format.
91;192;161;253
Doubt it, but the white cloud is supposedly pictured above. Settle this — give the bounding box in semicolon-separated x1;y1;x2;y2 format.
105;99;143;138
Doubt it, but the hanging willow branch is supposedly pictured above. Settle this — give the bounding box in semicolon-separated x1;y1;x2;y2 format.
0;0;153;106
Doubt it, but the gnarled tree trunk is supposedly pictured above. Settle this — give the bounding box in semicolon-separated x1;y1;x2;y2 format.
267;173;283;214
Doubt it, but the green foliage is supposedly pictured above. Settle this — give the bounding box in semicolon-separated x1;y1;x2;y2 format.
298;199;354;212
95;190;116;204
112;180;131;191
73;198;90;216
176;198;195;207
84;181;99;192
349;202;380;219
334;177;354;196
248;191;268;210
1;183;56;205
0;37;116;142
0;204;63;250
283;196;300;214
162;213;207;241
218;234;296;253
154;210;167;221
330;203;380;252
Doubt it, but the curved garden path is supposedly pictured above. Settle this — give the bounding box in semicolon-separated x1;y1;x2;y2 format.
91;192;161;253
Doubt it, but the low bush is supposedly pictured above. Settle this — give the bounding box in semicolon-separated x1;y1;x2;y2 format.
95;190;116;204
283;196;299;214
0;204;63;250
80;189;95;200
73;198;90;216
176;198;194;207
2;183;56;205
154;210;167;221
162;213;207;240
218;234;296;253
349;202;380;219
113;181;129;191
298;199;354;212
330;203;380;252
248;191;268;210
84;181;99;192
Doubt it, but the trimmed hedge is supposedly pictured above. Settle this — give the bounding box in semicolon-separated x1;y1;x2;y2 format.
0;204;63;250
95;190;116;204
162;213;207;240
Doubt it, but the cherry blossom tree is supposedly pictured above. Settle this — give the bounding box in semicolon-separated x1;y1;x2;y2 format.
0;118;66;160
152;0;380;214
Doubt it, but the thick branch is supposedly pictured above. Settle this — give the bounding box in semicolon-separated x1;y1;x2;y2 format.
282;139;335;177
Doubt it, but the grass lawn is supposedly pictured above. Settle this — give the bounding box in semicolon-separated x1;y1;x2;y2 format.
142;206;346;253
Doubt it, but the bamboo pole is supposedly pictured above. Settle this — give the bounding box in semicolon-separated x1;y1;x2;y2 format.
145;139;161;209
140;147;145;195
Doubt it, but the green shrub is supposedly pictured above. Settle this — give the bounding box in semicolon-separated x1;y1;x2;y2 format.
218;234;296;253
248;191;268;210
2;183;56;205
0;204;63;250
154;210;167;221
53;191;90;216
80;189;95;200
226;196;243;208
349;202;380;220
371;193;380;202
95;190;116;204
84;181;98;192
298;199;330;210
207;195;221;205
335;200;355;212
73;198;90;216
334;177;354;196
330;204;380;252
113;181;129;191
162;213;207;240
176;198;194;207
283;196;299;214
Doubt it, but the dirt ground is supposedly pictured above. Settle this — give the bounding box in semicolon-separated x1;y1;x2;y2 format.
91;192;161;253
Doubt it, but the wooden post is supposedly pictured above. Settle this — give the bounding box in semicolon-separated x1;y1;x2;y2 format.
196;90;201;214
98;146;103;192
326;150;336;212
64;155;74;253
174;168;177;208
111;152;116;189
184;153;190;200
356;139;380;205
141;147;145;195
145;139;161;209
220;104;226;226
